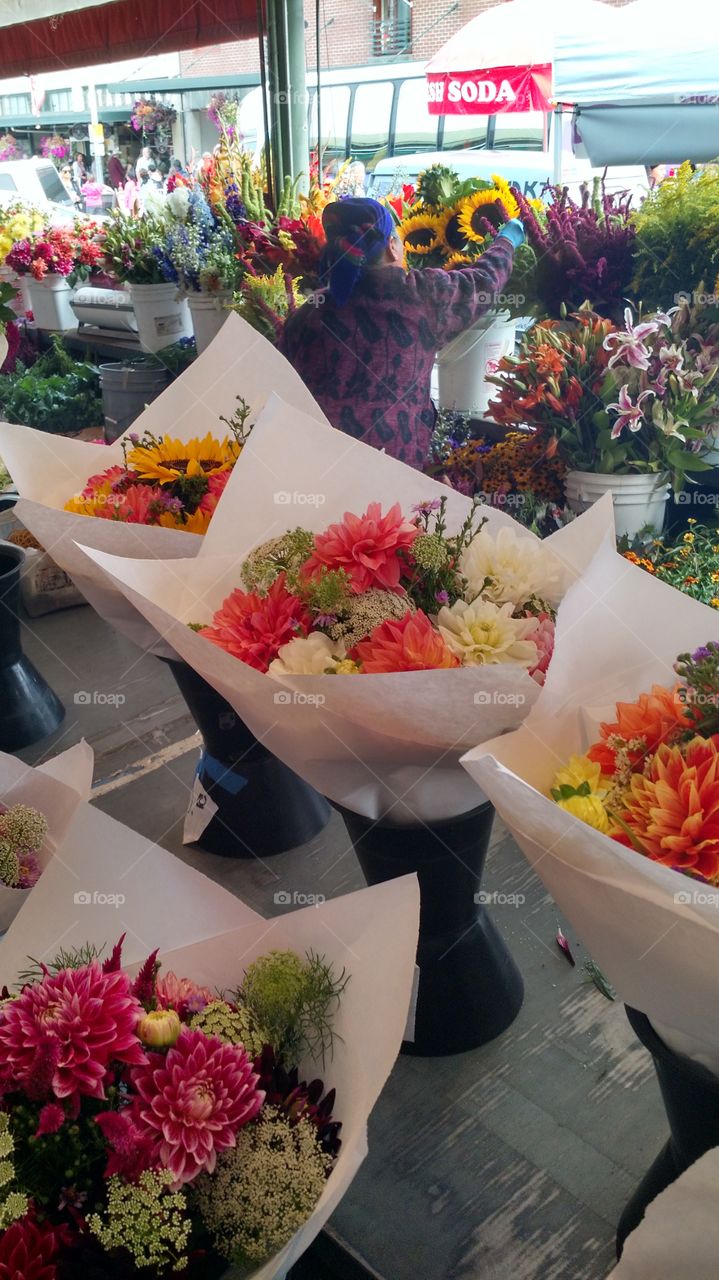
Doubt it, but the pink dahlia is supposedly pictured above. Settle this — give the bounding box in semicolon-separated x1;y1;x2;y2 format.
303;502;419;595
129;1027;264;1186
155;970;214;1017
94;482;166;524
528;613;555;686
81;464;126;498
200;574;312;672
0;962;147;1102
199;468;231;515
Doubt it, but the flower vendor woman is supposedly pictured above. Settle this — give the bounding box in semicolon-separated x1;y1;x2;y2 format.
279;196;524;470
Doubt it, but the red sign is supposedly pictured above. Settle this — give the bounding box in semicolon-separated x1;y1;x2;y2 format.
427;64;552;115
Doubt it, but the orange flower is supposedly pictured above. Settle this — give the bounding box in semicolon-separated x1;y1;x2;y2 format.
620;736;719;880
304;502;419;595
353;610;460;673
534;344;566;377
588;683;693;774
200;574;312;672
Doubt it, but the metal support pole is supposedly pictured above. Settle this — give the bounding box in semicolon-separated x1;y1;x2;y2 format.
552;103;563;188
266;0;309;202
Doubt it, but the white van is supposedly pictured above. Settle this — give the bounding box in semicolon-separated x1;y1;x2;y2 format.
0;158;78;223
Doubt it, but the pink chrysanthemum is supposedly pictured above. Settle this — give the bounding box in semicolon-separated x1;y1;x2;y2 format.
200;574;312;672
0;962;147;1102
199;468;231;515
129;1027;264;1187
155;970;213;1017
303;502;419;595
528;613;555;686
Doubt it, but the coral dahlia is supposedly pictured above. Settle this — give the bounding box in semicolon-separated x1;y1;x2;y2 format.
155;971;214;1017
0;963;146;1102
619;736;719;880
588;683;693;775
129;1027;264;1187
304;503;419;595
200;574;312;672
353;609;460;673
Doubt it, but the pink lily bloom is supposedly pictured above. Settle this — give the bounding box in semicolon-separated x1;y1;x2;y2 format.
604;307;661;370
608;386;654;439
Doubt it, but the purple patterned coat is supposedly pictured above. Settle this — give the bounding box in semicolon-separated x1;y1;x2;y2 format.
279;239;515;469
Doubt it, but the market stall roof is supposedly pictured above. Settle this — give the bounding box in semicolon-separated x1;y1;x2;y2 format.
424;0;615;116
554;0;719;165
0;0;258;78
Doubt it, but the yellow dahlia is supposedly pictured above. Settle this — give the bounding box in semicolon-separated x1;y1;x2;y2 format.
125;433;240;483
398;213;445;256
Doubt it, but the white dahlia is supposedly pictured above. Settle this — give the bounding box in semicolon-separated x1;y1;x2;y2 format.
269;632;346;676
436;599;539;667
459;526;566;608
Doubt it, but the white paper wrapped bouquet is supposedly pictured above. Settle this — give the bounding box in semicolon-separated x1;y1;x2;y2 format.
79;397;616;821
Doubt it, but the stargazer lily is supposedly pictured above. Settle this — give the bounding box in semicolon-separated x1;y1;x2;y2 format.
608;386;654;439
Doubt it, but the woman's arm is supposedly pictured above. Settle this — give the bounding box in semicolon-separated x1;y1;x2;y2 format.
413;236;517;348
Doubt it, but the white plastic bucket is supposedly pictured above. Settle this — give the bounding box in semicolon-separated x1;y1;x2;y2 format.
129;282;193;353
26;274;76;330
188;292;232;354
565;469;670;538
436;310;516;415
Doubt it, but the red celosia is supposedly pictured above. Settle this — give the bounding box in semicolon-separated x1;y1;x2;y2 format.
353;609;460;673
200;574;312;672
95;1110;156;1181
0;962;146;1102
304;502;419;595
129;1027;264;1186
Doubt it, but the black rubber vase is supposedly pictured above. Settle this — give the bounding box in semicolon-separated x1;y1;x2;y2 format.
617;1006;719;1255
0;543;64;751
335;801;524;1057
162;658;330;858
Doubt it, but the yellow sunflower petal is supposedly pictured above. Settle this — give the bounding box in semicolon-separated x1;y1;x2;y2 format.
126;434;238;483
398;212;445;256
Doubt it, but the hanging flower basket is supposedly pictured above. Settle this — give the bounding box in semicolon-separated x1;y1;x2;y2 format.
130;97;177;134
0;134;23;162
39;134;70;162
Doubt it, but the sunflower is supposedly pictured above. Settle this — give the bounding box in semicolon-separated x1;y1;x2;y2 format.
490;174;520;220
437;203;469;255
398;212;445;256
457;189;508;243
159;505;213;535
444;252;473;269
126;433;240;483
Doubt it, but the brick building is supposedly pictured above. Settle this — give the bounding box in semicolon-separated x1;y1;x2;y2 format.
179;0;631;77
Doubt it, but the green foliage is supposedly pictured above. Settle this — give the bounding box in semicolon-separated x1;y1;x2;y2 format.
632;162;719;310
0;360;102;434
17;941;105;987
239;948;348;1066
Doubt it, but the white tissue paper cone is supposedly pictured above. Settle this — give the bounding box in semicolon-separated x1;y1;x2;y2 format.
122;875;420;1280
462;535;719;1070
0;314;329;655
77;395;615;821
0;741;93;933
608;1147;719;1280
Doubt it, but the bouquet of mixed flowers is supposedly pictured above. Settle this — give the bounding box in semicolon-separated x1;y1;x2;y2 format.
0;315;329;654
64;404;250;535
462;534;719;1069
39;134;70;162
0;202;46;264
5;223;103;286
79;397;614;821
130;97;177;134
487;304;719;492
513;179;636;319
100;212;176;286
158;185;240;295
0;134;23;162
0;936;347;1276
429;425;567;507
0;744;91;934
624;520;719;611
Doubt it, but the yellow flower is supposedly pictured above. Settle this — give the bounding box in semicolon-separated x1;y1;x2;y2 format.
683;532;695;543
398;212;445;256
553;754;608;797
125;433;240;483
556;793;611;833
490;173;520;219
457;181;520;244
712;598;719;609
137;1008;182;1047
334;658;361;674
444;252;473;268
711;572;719;583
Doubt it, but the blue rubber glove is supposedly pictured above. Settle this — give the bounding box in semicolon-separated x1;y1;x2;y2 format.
496;218;526;250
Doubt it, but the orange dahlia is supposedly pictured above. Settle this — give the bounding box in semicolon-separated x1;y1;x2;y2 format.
353;609;460;673
620;736;719;880
588;684;693;775
200;574;312;672
304;502;419;595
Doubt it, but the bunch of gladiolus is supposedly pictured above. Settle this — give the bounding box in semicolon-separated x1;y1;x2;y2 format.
200;497;561;680
64;404;252;535
549;642;719;882
0;937;346;1276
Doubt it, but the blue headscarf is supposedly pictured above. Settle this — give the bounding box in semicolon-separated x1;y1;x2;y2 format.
321;196;395;306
